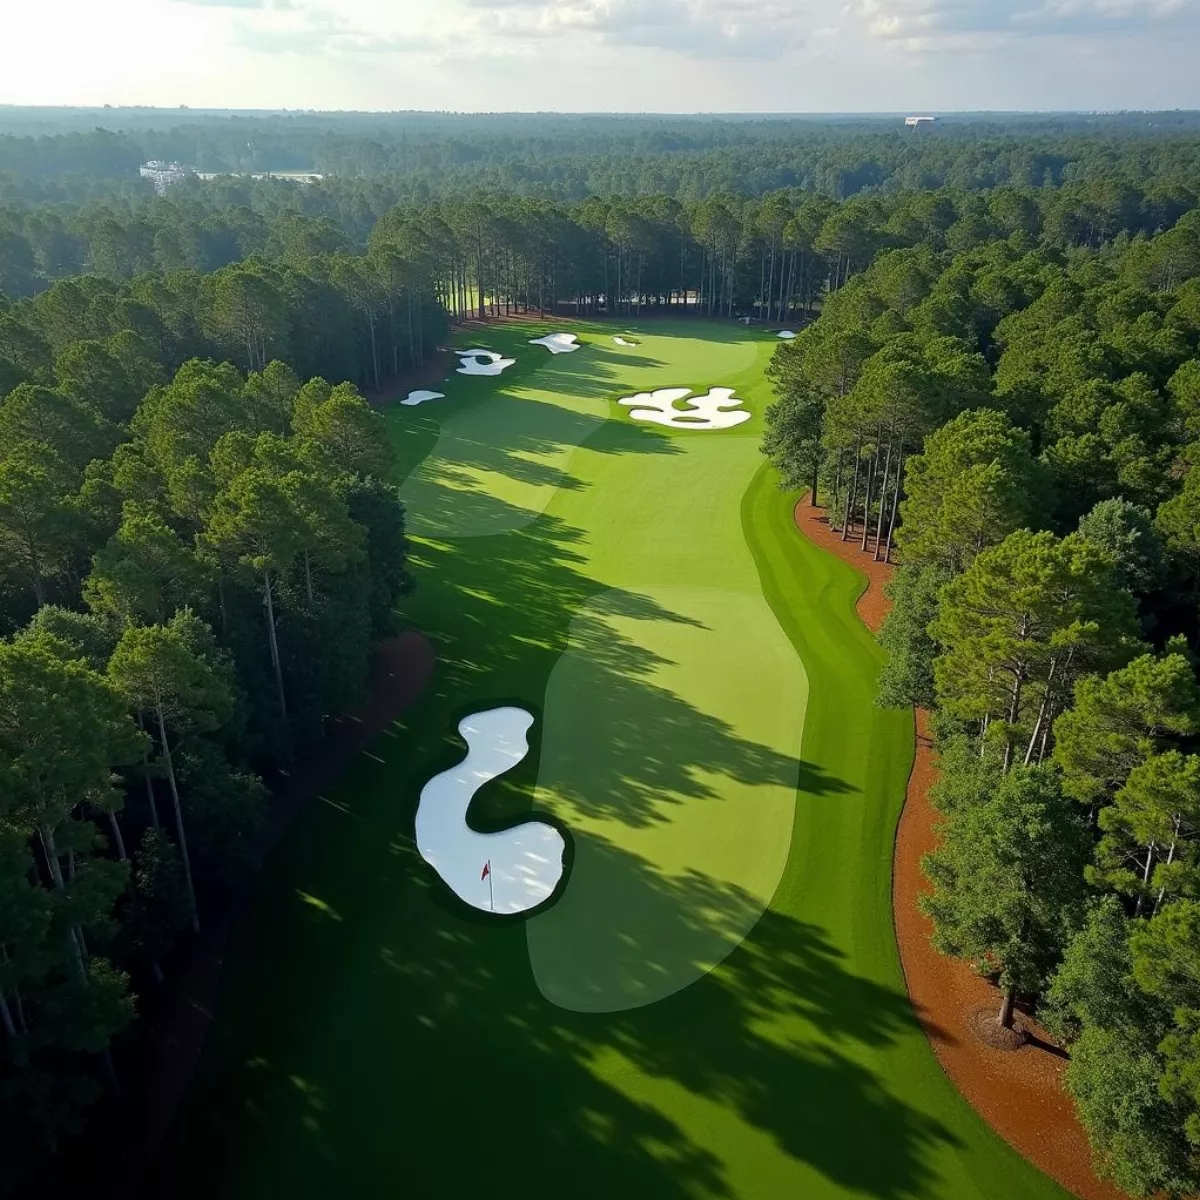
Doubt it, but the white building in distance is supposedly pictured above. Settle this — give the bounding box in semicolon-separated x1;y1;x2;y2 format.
904;116;937;130
139;161;193;194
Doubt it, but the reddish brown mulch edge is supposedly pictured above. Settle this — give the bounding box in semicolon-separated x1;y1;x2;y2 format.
792;496;1126;1200
115;631;436;1192
792;498;894;633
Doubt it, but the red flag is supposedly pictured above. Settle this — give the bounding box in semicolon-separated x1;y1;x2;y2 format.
481;861;491;881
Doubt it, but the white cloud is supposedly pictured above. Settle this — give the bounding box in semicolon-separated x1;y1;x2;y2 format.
0;0;1195;112
855;0;1199;50
229;1;436;55
170;0;271;8
461;0;808;58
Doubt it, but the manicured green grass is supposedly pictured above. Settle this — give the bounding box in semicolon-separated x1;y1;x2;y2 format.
152;319;1072;1200
528;584;806;1012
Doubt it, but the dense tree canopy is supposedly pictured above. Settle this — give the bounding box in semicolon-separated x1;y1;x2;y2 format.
756;133;1200;1193
5;106;1200;1195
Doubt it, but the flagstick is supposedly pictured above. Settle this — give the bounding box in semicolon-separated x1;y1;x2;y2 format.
489;864;494;912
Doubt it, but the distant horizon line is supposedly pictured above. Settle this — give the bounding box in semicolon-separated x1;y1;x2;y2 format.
1;104;1198;119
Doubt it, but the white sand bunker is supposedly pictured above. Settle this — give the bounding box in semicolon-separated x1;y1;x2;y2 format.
619;386;751;431
400;389;446;407
613;336;638;347
457;349;516;376
415;707;565;915
778;330;796;339
529;332;580;354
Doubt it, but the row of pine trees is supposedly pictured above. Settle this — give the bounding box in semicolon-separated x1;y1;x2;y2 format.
0;204;439;1189
765;202;1200;1195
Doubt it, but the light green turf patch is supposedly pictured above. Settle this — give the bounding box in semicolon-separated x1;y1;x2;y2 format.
528;584;806;1012
399;382;610;538
397;325;763;538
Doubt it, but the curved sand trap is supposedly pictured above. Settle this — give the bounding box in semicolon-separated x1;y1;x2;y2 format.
400;389;446;407
619;386;751;431
529;332;580;354
778;330;796;339
415;707;565;915
457;349;516;377
613;336;638;347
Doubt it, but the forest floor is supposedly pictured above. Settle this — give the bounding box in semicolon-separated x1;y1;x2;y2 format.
362;348;456;409
107;631;436;1194
144;320;1072;1200
791;498;1127;1200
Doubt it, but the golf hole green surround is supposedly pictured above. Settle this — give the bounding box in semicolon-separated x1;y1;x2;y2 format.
156;319;1073;1200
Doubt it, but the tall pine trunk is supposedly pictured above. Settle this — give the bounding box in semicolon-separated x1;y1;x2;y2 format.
137;713;160;828
263;570;287;718
873;440;893;560
0;986;17;1042
0;945;26;1039
860;445;878;552
884;448;904;563
155;702;200;934
107;810;127;861
1002;669;1024;773
783;251;797;322
39;824;88;985
842;439;862;541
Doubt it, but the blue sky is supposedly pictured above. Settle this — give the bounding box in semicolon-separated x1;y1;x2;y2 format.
1;0;1197;112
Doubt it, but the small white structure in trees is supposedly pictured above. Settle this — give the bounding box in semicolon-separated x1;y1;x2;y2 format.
139;161;193;195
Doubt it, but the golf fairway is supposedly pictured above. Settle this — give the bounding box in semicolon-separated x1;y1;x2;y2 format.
150;320;1073;1200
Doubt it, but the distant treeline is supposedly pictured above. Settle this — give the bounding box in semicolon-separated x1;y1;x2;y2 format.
4;175;1200;329
4;110;1200;205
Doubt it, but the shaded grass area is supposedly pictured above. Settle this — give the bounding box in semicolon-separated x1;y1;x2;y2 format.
396;321;757;538
527;584;810;1012
147;320;1071;1200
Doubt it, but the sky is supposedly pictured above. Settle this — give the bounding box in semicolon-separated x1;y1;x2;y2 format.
1;0;1198;113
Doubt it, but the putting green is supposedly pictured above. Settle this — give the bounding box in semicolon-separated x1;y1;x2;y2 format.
152;320;1073;1200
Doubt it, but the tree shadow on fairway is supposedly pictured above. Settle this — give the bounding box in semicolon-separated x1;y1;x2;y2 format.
618;321;772;347
528;826;839;1014
544;346;668;388
151;823;959;1200
405;507;837;837
401;391;682;539
536;607;848;831
592;349;666;372
539;342;754;403
146;340;958;1197
582;856;962;1199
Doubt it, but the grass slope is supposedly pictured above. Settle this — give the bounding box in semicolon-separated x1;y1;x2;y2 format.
151;319;1071;1200
528;583;806;1012
526;339;809;1011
